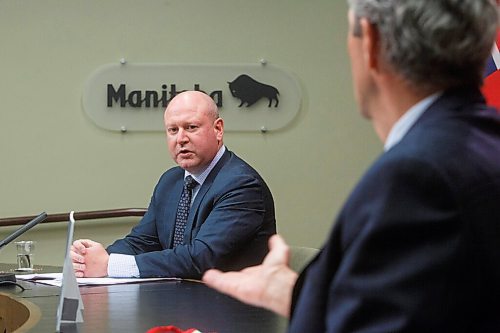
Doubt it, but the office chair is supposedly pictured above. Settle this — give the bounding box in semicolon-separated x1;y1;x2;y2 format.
289;246;320;273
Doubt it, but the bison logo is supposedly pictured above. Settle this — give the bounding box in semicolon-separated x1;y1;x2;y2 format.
228;74;279;108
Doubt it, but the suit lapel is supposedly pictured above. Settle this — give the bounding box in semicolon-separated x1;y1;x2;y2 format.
185;150;232;237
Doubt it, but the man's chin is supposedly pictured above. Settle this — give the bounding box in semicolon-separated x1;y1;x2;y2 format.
176;159;199;173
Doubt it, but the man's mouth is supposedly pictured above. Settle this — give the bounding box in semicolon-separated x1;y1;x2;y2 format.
177;149;193;157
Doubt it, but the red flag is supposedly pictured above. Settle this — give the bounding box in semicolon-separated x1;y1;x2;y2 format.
482;30;500;111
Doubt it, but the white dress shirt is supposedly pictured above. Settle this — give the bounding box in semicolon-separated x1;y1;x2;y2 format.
384;92;441;151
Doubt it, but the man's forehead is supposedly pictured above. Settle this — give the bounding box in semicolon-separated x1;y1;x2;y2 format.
165;107;209;123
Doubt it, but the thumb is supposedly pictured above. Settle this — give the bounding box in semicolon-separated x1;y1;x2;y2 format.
79;239;100;248
262;234;290;267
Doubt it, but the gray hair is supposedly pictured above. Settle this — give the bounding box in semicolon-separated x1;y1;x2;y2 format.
347;0;499;90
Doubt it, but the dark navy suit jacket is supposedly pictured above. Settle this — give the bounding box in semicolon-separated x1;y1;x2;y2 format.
289;87;500;332
107;149;276;279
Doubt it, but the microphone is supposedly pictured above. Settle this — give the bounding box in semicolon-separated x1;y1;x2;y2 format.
0;212;47;249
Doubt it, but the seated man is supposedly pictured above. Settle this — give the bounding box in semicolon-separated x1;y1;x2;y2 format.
71;91;276;279
203;0;500;332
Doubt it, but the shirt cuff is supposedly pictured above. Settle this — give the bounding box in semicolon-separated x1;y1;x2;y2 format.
107;253;140;278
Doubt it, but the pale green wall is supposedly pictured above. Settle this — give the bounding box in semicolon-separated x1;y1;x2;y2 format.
0;0;381;266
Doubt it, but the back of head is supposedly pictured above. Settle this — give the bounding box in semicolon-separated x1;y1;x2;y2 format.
348;0;499;91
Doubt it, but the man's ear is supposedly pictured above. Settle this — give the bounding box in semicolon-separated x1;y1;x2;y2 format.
360;18;380;71
214;118;224;141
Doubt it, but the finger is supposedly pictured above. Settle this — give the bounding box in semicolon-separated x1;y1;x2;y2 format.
263;234;290;266
203;269;264;309
204;270;250;295
72;262;86;272
79;239;97;248
70;251;85;264
70;245;84;257
203;269;241;294
75;271;84;278
72;240;87;254
202;269;223;287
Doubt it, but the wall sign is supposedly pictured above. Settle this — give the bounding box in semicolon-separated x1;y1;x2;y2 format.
82;62;302;132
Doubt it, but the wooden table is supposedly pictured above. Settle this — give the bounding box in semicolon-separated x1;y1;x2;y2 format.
0;264;288;333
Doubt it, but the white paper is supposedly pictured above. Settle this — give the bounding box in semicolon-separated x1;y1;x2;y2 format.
17;272;179;287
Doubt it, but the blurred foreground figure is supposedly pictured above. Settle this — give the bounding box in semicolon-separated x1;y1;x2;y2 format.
203;1;500;332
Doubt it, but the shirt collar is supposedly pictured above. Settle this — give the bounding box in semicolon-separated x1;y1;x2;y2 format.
184;145;226;186
384;92;442;151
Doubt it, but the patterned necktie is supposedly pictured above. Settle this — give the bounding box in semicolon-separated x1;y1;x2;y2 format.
173;175;198;247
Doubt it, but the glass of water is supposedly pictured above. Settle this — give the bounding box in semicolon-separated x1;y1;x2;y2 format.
15;240;35;271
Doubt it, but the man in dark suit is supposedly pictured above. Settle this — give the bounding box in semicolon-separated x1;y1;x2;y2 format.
203;0;500;331
71;91;276;279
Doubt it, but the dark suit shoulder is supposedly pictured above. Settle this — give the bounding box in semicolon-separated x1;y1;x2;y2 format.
146;166;184;203
212;150;270;185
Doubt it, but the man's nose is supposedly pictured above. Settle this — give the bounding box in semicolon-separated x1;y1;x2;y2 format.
176;128;189;144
